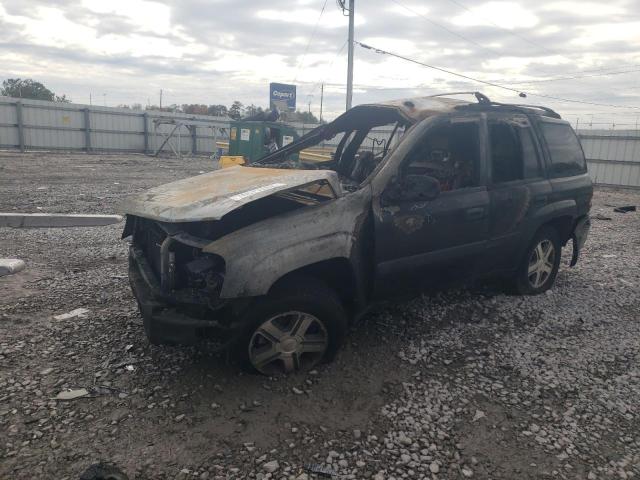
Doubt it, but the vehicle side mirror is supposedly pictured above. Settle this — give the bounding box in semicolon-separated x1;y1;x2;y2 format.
385;175;441;202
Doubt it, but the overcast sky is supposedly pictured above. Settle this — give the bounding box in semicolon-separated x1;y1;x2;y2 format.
1;0;639;124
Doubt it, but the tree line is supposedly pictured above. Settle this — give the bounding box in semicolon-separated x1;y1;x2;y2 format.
2;78;320;124
1;78;69;103
145;101;319;123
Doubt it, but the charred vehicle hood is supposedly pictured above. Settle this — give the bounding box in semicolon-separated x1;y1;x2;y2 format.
121;166;342;222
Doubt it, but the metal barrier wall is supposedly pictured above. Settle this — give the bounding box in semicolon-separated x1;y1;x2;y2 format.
0;96;232;156
578;130;640;188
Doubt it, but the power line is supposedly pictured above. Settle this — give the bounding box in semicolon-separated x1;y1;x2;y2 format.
393;0;640;82
356;41;640;110
507;68;640;85
304;82;640;109
440;0;559;57
496;91;640;111
357;41;524;93
444;0;640;77
293;0;329;83
389;0;502;58
559;63;640;75
309;39;348;96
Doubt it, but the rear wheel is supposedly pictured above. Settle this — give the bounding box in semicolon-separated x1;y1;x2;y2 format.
237;276;347;375
515;226;561;295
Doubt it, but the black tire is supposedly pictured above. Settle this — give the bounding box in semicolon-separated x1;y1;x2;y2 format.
515;225;562;295
236;275;348;375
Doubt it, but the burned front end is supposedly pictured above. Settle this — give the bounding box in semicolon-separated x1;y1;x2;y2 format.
120;166;344;346
124;216;237;346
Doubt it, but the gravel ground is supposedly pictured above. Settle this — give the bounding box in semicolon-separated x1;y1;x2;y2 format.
1;151;639;480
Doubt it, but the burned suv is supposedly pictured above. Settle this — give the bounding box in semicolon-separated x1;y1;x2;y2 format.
122;93;592;375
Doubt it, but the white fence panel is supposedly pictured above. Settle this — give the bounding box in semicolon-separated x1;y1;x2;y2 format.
578;130;640;188
0;96;232;155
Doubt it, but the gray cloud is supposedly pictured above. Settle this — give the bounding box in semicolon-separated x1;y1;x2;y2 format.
0;0;638;121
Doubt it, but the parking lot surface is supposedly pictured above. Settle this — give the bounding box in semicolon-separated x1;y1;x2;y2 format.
1;152;639;479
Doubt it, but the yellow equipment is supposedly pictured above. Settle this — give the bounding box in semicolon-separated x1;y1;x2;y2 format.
218;155;246;169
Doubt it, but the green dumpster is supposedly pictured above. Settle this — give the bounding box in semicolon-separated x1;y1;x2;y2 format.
228;121;299;164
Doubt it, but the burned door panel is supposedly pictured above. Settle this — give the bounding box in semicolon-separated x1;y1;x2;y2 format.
373;117;490;294
376;189;490;265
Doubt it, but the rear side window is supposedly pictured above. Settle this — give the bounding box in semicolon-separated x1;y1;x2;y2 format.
541;123;586;177
489;120;541;183
520;127;542;178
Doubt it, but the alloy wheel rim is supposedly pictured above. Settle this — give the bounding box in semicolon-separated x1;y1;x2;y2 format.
528;239;555;289
248;311;329;375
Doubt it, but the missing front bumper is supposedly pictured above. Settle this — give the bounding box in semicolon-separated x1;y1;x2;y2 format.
128;246;234;346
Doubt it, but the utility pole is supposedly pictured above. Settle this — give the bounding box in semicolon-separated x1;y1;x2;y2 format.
89;93;92;106
306;94;314;118
320;83;324;123
159;89;163;109
346;0;355;111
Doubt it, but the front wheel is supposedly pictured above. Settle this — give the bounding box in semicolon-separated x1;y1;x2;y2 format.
237;276;348;375
515;226;561;295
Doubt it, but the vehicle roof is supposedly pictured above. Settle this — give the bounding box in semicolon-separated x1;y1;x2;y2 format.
358;93;562;122
358;96;471;122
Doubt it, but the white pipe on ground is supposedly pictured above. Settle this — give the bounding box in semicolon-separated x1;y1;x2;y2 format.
0;213;122;228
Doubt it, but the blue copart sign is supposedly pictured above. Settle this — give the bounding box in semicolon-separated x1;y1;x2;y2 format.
270;82;296;111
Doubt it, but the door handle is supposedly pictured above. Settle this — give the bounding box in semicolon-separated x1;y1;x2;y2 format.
466;207;486;221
